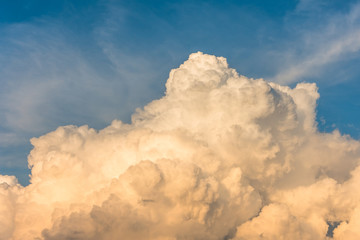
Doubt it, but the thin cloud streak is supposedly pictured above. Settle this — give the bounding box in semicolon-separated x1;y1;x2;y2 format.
271;2;360;84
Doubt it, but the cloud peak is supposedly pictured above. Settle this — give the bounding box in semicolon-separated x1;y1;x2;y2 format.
1;53;360;239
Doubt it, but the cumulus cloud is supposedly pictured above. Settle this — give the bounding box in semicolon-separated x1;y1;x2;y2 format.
1;52;360;239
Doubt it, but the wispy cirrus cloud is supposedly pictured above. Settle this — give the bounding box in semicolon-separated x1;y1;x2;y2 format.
0;5;178;183
270;1;360;84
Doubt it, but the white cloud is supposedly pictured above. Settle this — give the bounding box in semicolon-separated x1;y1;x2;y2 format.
1;52;360;239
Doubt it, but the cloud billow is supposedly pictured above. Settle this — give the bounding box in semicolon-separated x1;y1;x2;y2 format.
1;52;360;239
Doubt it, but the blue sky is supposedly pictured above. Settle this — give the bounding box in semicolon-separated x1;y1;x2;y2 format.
1;0;360;185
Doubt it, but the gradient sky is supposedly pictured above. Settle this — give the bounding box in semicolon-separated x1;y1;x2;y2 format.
1;0;360;185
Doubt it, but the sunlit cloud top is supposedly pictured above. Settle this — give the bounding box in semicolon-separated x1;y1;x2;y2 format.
0;0;360;184
1;52;360;239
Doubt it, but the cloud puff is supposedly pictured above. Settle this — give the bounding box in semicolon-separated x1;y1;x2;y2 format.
1;52;360;239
